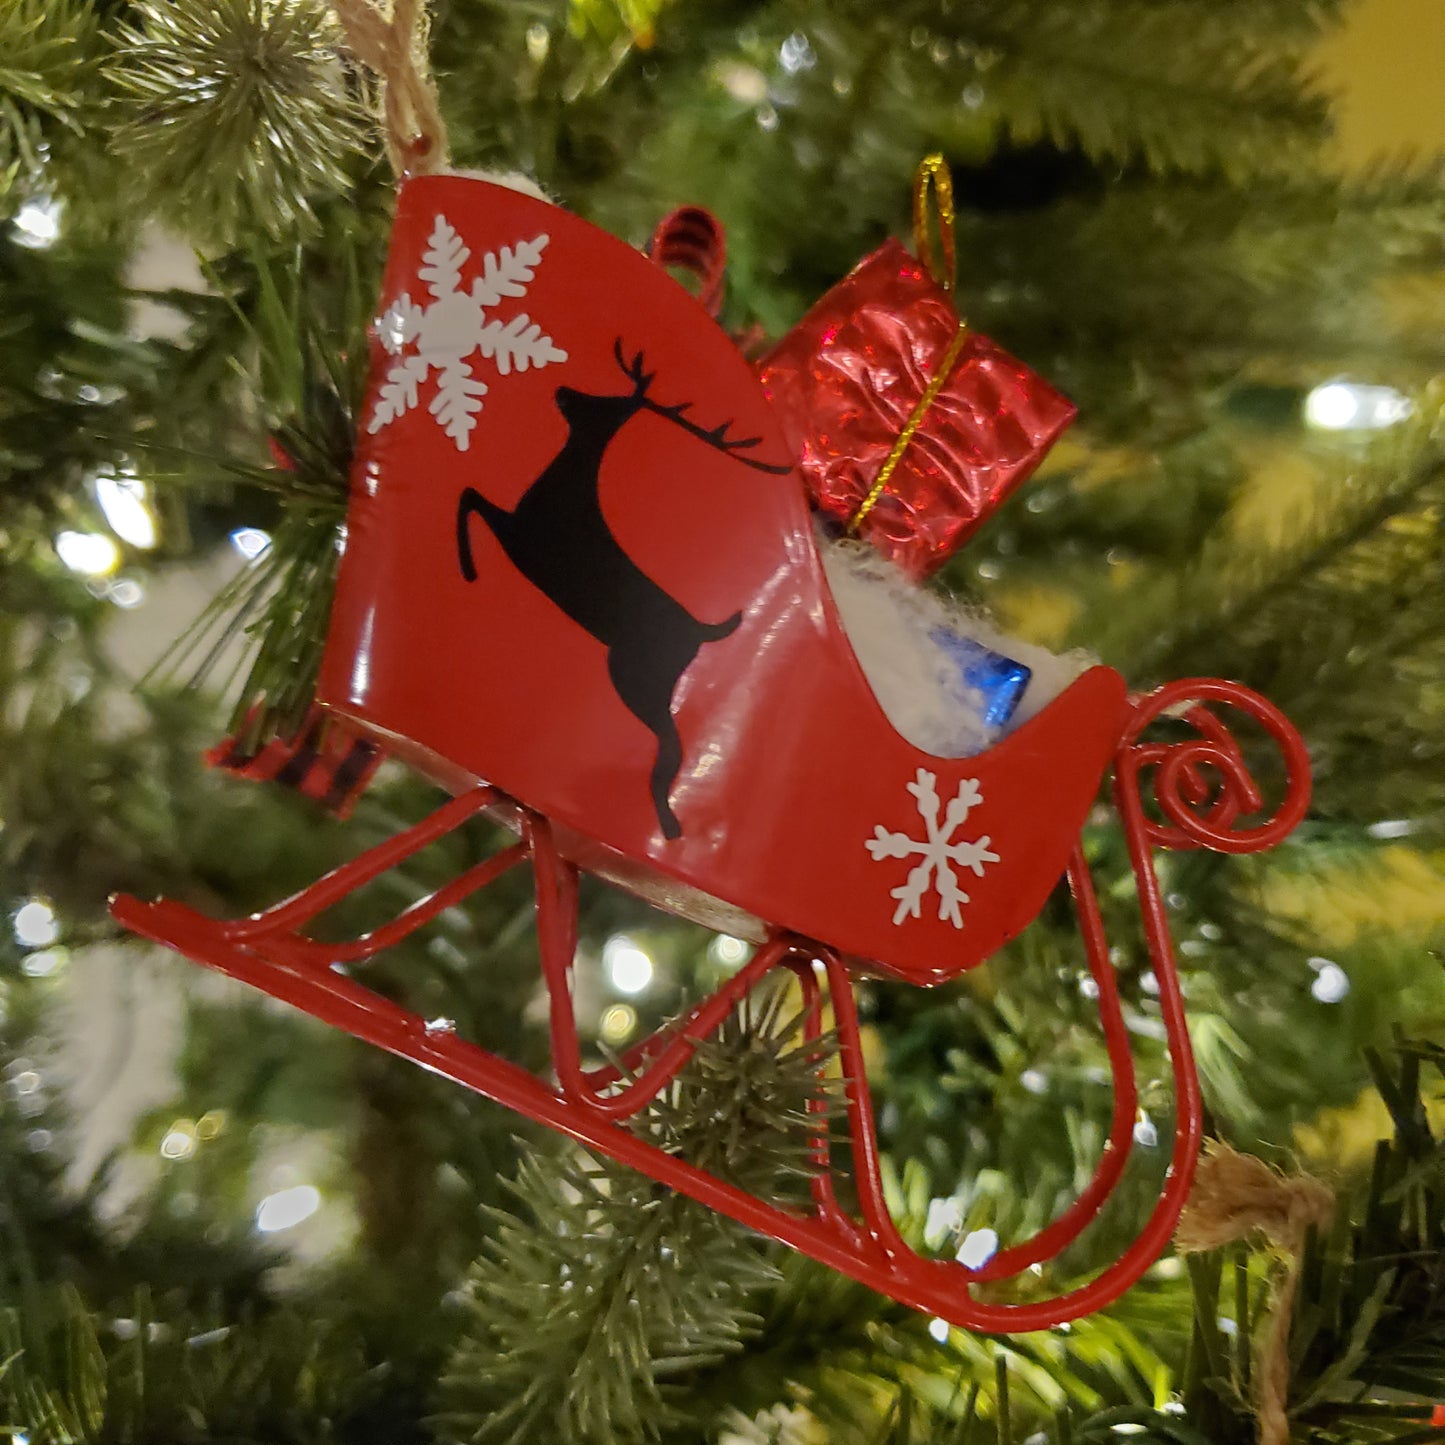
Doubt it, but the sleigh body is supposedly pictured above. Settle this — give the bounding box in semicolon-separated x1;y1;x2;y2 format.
114;175;1311;1328
313;176;1128;983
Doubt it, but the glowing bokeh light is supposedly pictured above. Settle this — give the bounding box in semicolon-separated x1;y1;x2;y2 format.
956;1228;999;1270
229;527;272;561
1304;380;1411;431
603;934;654;995
96;470;158;548
600;1002;638;1044
255;1184;322;1233
108;578;146;608
1311;963;1350;1003
55;530;120;576
160;1124;197;1161
709;934;750;967
15;196;61;248
21;948;65;979
13;900;59;948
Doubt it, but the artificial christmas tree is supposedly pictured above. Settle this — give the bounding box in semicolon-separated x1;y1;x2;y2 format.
4;2;1445;1443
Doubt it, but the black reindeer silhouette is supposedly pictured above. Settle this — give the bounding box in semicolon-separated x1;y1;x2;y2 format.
457;342;789;839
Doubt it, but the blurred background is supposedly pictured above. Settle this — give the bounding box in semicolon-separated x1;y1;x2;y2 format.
3;2;1445;1442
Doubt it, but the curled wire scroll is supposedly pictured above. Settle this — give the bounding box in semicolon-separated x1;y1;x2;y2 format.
1120;677;1311;855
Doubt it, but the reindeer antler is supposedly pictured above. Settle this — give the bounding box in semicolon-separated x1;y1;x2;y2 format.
646;401;790;474
611;339;790;475
612;341;657;398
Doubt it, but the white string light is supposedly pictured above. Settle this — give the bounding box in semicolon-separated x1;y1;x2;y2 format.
603;934;654;995
924;1195;963;1246
229;527;272;561
1311;962;1350;1003
54;530;120;576
779;32;816;73
13;899;59;948
956;1227;998;1269
255;1184;322;1233
108;578;146;608
1304;380;1412;431
21;948;65;979
160;1122;197;1161
14;195;61;249
600;1002;637;1043
1367;819;1413;839
96;469;158;549
709;934;750;967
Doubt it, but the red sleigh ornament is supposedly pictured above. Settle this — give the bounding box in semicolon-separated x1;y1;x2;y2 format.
113;175;1310;1330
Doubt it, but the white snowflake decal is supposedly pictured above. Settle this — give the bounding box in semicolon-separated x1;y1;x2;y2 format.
866;769;1000;929
368;213;568;451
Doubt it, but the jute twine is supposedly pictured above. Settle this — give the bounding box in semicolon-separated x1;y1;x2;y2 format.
329;0;448;177
1176;1141;1334;1445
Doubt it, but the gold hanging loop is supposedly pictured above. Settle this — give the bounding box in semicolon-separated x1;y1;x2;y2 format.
912;152;957;296
849;154;968;533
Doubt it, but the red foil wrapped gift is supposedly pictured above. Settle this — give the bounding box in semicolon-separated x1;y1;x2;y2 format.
758;232;1076;580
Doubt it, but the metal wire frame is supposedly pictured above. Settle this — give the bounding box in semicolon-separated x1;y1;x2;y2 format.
111;677;1310;1329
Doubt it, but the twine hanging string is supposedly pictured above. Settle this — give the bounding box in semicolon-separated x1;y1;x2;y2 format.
329;0;448;177
1176;1141;1335;1445
849;153;970;533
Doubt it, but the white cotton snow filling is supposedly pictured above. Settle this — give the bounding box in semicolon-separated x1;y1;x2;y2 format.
820;530;1092;758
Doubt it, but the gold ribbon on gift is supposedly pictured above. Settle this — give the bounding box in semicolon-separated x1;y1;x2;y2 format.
849;153;972;533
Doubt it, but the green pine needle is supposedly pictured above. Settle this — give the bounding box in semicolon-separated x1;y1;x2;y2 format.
0;1288;384;1444
140;243;369;751
953;2;1333;181
109;0;369;241
437;988;834;1445
0;0;94;185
